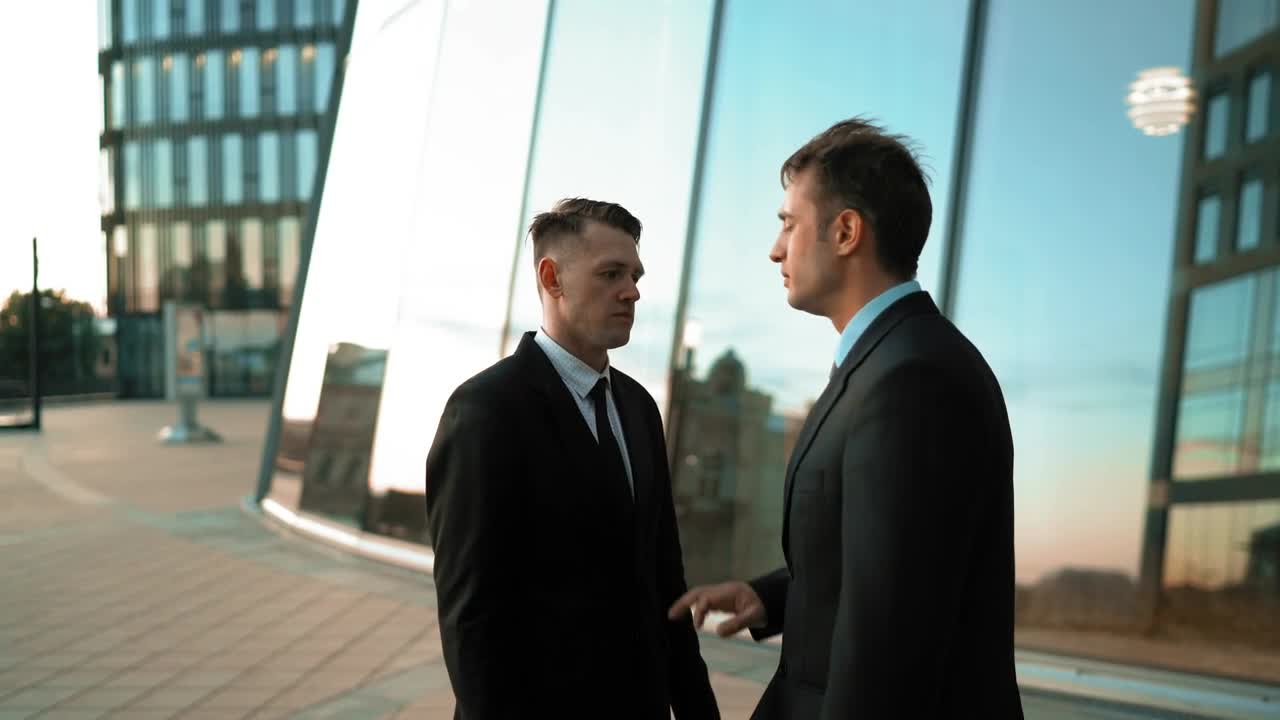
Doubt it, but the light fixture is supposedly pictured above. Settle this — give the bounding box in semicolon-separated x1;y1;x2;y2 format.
302;44;316;62
162;55;173;71
230;49;243;66
194;53;205;67
1126;67;1196;136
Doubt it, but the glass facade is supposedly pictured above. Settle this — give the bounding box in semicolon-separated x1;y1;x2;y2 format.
99;0;346;397
235;0;1277;688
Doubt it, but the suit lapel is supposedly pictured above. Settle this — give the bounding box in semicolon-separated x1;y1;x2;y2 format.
612;376;653;526
780;292;936;560
514;333;600;490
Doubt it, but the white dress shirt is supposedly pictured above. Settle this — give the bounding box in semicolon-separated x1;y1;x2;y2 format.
534;330;635;495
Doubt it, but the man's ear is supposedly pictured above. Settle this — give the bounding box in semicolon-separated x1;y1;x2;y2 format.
833;208;865;258
537;256;563;298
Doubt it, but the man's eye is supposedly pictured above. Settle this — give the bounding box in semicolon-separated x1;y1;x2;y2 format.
603;270;620;280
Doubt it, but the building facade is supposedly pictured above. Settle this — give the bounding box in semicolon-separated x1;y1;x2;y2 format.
259;0;1279;684
97;0;349;397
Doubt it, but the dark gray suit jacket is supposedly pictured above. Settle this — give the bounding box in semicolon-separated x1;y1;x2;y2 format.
749;292;1023;718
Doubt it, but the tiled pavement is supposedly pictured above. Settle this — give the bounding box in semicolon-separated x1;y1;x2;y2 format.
0;401;1243;719
0;401;771;719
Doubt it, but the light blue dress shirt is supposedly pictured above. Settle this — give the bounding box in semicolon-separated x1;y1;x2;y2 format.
833;280;922;370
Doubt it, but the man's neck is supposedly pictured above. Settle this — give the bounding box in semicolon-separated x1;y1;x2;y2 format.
540;324;608;373
829;274;900;334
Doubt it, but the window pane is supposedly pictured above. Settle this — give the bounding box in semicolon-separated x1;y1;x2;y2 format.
135;57;155;126
1185;274;1256;372
257;0;277;29
296;129;317;200
239;48;260;118
204;50;225;120
99;148;115;215
221;0;240;33
242;219;264;290
1205;92;1230;159
186;0;205;35
1215;0;1279;57
1238;178;1264;251
154;139;173;209
1195;194;1221;263
278;216;300;307
260;132;281;202
122;0;140;43
173;222;193;297
124;141;142;209
314;43;336;113
98;0;113;49
1263;384;1280;471
189;136;209;206
138;224;159;312
152;0;169;39
169;54;190;123
1247;71;1272;143
294;0;315;28
223;134;244;204
332;0;345;25
207;221;227;304
111;61;127;129
277;45;298;115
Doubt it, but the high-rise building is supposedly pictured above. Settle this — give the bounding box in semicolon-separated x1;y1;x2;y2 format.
96;0;349;397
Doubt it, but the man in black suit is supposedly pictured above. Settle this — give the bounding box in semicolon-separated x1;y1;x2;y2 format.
670;119;1024;717
425;198;719;719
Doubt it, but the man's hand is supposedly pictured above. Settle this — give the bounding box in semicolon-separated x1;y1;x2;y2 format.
668;581;766;637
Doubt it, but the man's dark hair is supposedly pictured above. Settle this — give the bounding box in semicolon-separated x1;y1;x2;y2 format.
527;197;642;266
781;117;932;280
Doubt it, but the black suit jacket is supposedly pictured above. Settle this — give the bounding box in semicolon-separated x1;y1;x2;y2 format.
425;331;719;720
748;292;1023;718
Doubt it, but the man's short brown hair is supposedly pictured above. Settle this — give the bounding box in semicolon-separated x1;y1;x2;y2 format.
527;198;642;266
782;117;932;280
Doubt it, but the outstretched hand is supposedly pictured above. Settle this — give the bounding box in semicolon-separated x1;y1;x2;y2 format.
667;581;766;637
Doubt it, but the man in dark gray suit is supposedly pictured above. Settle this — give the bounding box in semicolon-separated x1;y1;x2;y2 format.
670;118;1024;718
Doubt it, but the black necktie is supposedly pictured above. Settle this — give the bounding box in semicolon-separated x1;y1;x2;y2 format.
590;377;632;499
831;362;838;379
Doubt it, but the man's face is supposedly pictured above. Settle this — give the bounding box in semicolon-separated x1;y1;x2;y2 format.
551;222;644;353
770;169;839;316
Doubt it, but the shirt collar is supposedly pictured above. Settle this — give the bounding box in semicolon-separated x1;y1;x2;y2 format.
534;329;610;400
834;279;922;369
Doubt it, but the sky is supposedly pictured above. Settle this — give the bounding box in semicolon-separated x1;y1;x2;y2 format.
0;4;107;311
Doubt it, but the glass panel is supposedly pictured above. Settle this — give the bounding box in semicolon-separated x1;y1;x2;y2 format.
314;43;336;113
260;131;281;203
948;0;1194;661
134;57;155;126
170;53;190;123
239;48;260;118
1195;194;1221;263
152;0;169;38
124;141;142;209
333;0;345;25
222;134;244;204
1205;92;1230;160
294;0;315;28
98;0;113;49
1185;274;1256;373
221;0;240;33
174;222;193;297
154;139;173;209
363;0;550;500
207;221;227;305
277;45;298;115
1247;71;1272;142
204;50;225;120
186;0;205;35
296;129;317;200
257;0;277;29
241;219;264;290
1174;389;1247;477
1215;0;1279;57
138;224;160;312
111;61;126;129
274;0;449;520
1238;177;1264;251
99;148;115;215
1263;383;1280;470
189;136;209;206
122;0;140;43
278;216;300;307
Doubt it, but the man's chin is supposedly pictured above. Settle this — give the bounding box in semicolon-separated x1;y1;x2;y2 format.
604;330;632;350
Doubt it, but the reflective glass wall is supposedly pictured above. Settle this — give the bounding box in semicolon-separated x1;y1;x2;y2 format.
266;0;1280;684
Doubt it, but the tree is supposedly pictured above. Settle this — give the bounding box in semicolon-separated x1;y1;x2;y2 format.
0;290;102;398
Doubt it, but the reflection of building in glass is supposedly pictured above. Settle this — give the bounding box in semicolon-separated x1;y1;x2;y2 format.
1246;523;1280;592
97;0;348;397
668;348;803;584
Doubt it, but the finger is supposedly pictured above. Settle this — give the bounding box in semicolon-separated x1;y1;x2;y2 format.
716;613;750;637
667;589;701;620
692;598;708;629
